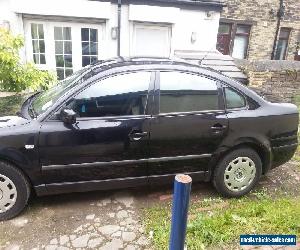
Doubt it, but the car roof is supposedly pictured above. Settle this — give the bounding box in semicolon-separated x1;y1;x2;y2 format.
89;56;223;76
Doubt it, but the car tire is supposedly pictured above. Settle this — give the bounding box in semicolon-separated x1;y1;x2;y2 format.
0;161;31;221
213;147;262;197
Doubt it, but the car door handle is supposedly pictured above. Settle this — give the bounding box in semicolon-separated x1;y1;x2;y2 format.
128;131;148;141
211;124;227;134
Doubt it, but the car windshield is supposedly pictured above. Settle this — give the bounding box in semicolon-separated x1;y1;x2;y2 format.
31;67;90;117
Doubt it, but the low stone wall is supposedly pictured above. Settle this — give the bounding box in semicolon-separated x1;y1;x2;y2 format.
235;60;300;103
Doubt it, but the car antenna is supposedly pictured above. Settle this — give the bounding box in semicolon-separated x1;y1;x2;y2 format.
198;44;217;66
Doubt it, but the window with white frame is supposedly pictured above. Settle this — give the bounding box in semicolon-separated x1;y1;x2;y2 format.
24;21;104;79
81;28;98;67
31;23;46;64
54;27;73;80
133;24;171;57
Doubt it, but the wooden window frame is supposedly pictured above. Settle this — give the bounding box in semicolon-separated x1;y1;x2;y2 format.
217;19;253;59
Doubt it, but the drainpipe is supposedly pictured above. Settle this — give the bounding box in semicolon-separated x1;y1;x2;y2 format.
271;0;285;60
117;0;122;56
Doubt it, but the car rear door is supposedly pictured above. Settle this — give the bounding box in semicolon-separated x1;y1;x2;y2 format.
147;70;228;183
39;71;154;189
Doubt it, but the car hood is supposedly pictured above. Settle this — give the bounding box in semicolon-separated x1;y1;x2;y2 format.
0;116;29;129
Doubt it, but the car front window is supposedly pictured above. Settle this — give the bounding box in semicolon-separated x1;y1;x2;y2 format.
31;67;90;117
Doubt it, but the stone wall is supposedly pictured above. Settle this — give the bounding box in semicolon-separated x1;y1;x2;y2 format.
221;0;300;60
235;59;300;102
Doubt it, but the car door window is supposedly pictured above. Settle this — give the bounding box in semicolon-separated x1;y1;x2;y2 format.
225;87;246;109
159;72;219;113
69;72;151;117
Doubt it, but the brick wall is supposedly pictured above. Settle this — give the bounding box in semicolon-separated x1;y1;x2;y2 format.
235;60;300;102
221;0;300;60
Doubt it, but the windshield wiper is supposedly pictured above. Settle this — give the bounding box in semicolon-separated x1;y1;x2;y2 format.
28;103;37;119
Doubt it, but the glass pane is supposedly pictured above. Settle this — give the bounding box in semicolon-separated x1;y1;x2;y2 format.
71;72;151;117
55;55;64;67
232;35;248;59
159;72;219;113
218;24;231;34
63;27;71;40
54;27;63;40
81;28;89;41
33;54;39;64
90;42;98;55
39;40;45;53
90;29;98;42
225;88;246;109
275;40;288;60
236;25;250;34
64;41;72;54
82;56;90;67
64;55;72;67
82;42;89;55
40;54;46;64
90;56;97;64
55;41;63;54
56;69;64;80
65;69;73;78
31;24;38;39
38;24;44;39
32;40;39;53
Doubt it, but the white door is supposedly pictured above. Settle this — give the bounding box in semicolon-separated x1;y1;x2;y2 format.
133;24;171;57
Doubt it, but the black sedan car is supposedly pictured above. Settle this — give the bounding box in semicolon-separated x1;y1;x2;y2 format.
0;57;298;220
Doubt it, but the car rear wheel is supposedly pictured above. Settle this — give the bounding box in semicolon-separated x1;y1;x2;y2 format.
0;161;30;221
213;147;262;197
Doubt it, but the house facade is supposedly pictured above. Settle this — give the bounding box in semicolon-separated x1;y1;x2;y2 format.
0;0;224;79
217;0;300;61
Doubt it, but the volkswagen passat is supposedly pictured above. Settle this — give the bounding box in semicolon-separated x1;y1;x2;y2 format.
0;57;298;220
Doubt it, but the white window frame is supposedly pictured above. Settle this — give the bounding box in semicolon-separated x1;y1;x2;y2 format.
130;22;173;57
24;19;105;75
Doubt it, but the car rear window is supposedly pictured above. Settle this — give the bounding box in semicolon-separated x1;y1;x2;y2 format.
159;72;219;113
225;87;246;109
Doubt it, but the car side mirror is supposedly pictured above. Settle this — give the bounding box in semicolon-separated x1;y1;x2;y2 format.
60;108;77;124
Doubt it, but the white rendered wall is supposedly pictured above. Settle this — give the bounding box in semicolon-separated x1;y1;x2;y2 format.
1;0;221;68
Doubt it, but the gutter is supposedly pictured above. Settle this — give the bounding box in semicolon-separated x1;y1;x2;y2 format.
117;0;122;56
271;0;285;60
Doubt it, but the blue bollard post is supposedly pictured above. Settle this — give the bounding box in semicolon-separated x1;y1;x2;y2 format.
169;174;192;250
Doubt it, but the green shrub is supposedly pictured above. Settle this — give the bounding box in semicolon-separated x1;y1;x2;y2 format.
0;28;56;92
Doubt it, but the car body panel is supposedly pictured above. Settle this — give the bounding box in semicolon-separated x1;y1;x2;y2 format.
0;57;297;196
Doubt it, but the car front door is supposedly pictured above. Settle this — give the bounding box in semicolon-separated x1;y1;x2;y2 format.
148;70;228;183
39;71;154;190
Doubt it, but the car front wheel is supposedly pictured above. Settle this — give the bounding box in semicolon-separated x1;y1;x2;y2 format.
0;161;30;221
213;147;262;197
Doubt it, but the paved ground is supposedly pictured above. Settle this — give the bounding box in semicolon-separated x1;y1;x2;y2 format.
0;161;299;250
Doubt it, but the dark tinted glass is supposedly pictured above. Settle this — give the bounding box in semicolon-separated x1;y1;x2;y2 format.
82;56;90;67
225;87;246;109
90;29;98;42
159;72;219;113
69;72;151;117
81;28;89;41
